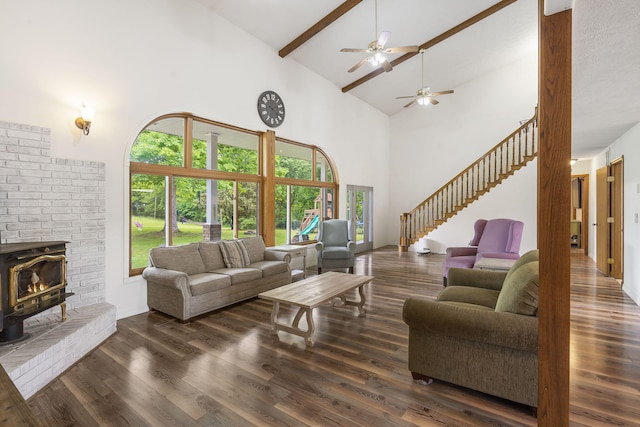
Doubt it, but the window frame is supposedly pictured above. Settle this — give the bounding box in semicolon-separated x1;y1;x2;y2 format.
128;113;338;276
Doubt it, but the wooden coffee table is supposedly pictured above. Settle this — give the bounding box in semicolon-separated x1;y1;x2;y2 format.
258;272;374;346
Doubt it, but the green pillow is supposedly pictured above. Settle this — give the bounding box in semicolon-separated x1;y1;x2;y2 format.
495;261;539;316
504;249;539;283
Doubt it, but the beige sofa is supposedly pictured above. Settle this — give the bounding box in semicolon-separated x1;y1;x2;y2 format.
402;249;539;408
142;236;292;321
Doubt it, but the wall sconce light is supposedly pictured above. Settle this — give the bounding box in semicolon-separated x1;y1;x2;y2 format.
570;158;578;166
75;104;95;135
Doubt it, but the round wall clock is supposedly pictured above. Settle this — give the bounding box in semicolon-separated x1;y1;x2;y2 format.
257;90;285;128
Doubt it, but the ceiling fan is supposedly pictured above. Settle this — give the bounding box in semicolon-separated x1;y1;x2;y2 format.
396;50;454;108
340;0;419;73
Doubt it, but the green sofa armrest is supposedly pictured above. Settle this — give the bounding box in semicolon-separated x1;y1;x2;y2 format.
447;267;508;291
402;296;538;353
142;267;189;290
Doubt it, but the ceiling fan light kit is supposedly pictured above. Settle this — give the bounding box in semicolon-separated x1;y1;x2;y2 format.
340;0;418;73
416;93;432;106
395;50;454;108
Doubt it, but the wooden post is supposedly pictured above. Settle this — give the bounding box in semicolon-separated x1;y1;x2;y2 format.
260;130;276;246
538;1;572;424
399;213;408;252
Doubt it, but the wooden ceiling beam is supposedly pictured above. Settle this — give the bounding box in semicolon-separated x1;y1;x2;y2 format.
342;0;518;93
279;0;363;58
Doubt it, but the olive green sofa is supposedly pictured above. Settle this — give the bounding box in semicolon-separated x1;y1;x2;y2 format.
403;249;539;408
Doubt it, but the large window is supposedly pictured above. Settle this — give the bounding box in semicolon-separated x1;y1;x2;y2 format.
128;114;337;276
274;138;336;246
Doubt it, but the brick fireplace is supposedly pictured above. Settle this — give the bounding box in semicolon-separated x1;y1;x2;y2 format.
0;120;116;398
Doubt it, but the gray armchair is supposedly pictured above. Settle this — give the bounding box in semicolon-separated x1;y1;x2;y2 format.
315;219;355;274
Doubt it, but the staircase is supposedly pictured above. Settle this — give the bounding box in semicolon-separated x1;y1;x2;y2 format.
399;108;538;251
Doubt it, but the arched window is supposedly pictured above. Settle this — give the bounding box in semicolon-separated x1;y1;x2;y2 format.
128;113;338;276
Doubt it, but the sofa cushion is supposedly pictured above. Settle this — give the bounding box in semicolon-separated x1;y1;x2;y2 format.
248;260;288;277
219;240;251;268
188;273;232;296
241;236;265;263
198;241;226;271
211;267;262;285
149;243;205;275
495;261;539;316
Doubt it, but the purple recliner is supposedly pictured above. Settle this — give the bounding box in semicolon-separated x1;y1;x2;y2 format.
442;218;524;286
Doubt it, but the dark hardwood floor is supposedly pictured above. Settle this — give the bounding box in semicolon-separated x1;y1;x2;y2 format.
27;247;640;426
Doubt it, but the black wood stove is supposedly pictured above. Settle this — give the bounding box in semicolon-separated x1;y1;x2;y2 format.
0;241;73;344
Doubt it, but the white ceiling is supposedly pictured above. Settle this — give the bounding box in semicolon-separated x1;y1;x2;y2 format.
200;0;640;159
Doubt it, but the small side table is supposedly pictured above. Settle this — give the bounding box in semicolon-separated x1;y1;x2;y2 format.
266;244;307;280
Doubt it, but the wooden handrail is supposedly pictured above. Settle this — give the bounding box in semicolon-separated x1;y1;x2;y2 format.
399;107;538;251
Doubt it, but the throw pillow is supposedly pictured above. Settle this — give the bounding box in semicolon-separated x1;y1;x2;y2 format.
495;261;539;316
504;249;539;283
219;240;251;268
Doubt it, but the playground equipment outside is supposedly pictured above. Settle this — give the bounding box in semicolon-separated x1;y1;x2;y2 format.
292;192;332;242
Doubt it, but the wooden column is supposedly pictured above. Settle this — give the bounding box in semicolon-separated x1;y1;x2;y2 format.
260;130;276;246
538;1;572;424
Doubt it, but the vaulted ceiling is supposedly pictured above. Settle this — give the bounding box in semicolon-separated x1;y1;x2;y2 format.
201;0;640;159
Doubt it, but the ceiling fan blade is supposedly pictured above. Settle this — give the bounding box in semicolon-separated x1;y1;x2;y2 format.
348;57;369;73
381;60;393;72
377;31;390;47
395;95;415;99
403;99;418;108
385;45;419;53
429;98;440;105
340;48;370;53
430;90;454;96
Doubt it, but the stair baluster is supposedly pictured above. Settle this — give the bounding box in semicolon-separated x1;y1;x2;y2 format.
399;108;538;251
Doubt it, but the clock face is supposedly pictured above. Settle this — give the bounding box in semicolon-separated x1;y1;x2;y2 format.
258;90;285;128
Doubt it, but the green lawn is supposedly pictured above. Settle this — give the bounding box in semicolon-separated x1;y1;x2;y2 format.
131;216;363;269
131;217;306;268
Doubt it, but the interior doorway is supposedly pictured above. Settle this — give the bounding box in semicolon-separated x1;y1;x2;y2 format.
571;174;589;255
346;185;373;254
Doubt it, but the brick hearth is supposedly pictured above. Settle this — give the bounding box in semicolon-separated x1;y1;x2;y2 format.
0;302;116;399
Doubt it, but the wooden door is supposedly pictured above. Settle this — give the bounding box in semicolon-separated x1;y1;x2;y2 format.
610;158;623;280
595;166;609;275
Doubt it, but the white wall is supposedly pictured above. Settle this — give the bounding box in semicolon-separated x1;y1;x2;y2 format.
591;123;640;305
425;159;538;254
389;54;539;253
0;0;391;319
